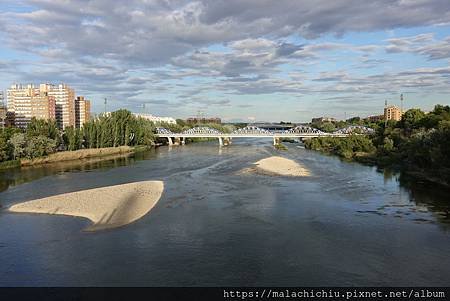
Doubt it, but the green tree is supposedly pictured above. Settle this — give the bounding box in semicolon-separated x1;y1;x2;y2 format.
400;108;425;129
0;132;10;162
9;133;26;160
25;136;57;158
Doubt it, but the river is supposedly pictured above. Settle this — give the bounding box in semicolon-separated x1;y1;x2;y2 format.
0;138;449;286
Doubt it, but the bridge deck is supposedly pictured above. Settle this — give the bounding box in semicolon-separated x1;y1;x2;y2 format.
157;134;349;138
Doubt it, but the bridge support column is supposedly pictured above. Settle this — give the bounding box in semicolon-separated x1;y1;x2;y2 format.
174;137;181;145
181;137;186;145
273;137;281;145
218;137;223;147
167;137;173;146
223;137;231;146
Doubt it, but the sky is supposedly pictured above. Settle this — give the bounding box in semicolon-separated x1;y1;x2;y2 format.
0;1;450;122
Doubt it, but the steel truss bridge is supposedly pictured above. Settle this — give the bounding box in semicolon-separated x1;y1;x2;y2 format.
156;125;374;146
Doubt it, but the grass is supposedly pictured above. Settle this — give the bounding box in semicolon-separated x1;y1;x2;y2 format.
275;143;288;151
0;160;21;170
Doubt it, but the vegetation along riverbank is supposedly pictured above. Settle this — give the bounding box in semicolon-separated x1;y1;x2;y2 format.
304;105;450;186
0;110;157;170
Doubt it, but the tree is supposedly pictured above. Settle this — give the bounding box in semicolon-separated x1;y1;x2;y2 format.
63;127;80;151
9;133;26;160
0;132;10;162
400;108;425;129
25;136;57;158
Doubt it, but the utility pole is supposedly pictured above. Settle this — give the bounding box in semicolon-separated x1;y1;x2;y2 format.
104;98;107;114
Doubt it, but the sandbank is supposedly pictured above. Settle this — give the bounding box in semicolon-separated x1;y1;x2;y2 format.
246;156;311;177
8;180;164;231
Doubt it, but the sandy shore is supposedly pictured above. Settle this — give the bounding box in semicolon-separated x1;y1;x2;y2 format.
242;156;311;177
20;146;136;167
8;181;164;231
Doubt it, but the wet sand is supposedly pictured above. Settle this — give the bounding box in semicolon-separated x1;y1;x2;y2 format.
8;181;164;231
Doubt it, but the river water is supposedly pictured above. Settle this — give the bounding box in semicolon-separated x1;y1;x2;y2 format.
0;138;449;286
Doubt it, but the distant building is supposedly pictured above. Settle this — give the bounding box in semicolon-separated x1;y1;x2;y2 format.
7;83;75;129
6;84;57;128
311;117;336;123
133;113;176;124
0;91;5;128
186;117;221;124
253;122;294;131
41;83;75;130
75;96;91;128
0;105;6;128
366;115;384;122
384;105;402;121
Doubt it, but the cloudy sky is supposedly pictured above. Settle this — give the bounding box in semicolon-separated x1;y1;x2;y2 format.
1;0;450;122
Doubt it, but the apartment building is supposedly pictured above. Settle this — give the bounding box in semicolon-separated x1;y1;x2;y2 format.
75;96;91;128
7;84;57;128
384;105;402;121
40;83;75;130
7;83;77;129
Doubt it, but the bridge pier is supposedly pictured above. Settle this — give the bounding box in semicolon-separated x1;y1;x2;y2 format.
273;137;281;145
223;137;231;146
167;137;173;146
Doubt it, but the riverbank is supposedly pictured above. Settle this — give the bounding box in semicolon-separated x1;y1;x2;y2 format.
305;144;450;188
0;146;151;170
8;180;164;231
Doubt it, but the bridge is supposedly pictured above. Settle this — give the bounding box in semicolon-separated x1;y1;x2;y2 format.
156;125;374;146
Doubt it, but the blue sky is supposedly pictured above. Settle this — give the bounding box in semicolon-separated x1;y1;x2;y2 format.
0;0;449;122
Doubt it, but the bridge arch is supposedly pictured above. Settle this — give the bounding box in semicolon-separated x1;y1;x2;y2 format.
334;125;375;135
284;126;326;135
231;126;273;135
156;127;174;135
181;127;223;135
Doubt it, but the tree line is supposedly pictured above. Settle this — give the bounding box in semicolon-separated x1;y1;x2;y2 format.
305;105;450;185
0;109;157;163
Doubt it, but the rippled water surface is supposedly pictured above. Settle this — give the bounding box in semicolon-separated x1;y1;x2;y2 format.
0;139;449;286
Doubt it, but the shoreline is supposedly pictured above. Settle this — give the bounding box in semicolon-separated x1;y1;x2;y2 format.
8;180;164;231
307;148;450;188
0;145;152;170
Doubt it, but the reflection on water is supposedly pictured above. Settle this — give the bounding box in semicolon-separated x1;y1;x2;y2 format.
0;139;449;286
0;150;157;193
